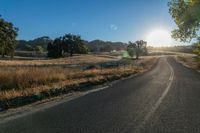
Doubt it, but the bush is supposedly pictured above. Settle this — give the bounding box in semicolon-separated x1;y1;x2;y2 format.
35;46;44;53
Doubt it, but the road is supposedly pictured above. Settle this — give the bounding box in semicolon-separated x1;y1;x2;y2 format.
1;56;200;133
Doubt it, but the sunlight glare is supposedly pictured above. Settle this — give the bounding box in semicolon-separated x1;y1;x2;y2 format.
146;28;172;47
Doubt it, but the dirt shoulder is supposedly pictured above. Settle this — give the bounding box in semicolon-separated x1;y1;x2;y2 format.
175;55;200;72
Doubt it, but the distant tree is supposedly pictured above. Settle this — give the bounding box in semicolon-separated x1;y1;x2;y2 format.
0;16;18;58
16;36;52;51
169;0;200;42
47;34;88;58
99;44;112;52
85;40;127;52
35;46;44;54
63;34;88;56
128;40;147;60
47;42;54;58
24;44;34;51
127;42;135;58
47;38;63;58
32;36;52;50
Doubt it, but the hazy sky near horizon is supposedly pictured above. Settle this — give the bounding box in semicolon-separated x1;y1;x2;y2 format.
0;0;180;43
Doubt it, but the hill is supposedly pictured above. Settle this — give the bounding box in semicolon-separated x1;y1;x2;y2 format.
17;37;128;53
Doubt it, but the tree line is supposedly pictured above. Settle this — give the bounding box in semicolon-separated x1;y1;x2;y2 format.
17;38;128;53
16;36;52;53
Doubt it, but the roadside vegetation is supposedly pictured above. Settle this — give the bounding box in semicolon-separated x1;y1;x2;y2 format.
0;55;157;110
176;55;200;72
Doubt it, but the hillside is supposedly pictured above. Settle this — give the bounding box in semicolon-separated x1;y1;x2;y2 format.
16;38;128;53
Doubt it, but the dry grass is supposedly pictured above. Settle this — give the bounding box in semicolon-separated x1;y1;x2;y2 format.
176;55;200;71
0;54;117;67
0;67;67;91
0;56;157;101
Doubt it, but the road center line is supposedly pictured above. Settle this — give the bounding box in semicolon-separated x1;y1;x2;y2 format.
135;57;174;132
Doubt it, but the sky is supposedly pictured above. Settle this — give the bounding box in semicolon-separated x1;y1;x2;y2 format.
0;0;183;44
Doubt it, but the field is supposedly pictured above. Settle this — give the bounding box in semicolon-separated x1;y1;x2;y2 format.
0;54;117;67
0;54;157;109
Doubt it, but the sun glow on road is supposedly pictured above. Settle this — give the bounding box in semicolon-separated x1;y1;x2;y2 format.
146;28;172;47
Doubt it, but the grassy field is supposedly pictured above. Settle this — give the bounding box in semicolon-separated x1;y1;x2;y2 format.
0;54;157;109
0;54;118;67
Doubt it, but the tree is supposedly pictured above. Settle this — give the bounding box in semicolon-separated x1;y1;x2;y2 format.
24;44;34;51
127;40;147;60
35;46;44;54
47;37;63;58
127;41;135;58
47;42;55;58
169;0;200;42
62;34;88;56
47;34;88;58
0;16;18;58
169;0;200;59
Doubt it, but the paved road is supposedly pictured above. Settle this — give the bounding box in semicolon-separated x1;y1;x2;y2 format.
1;56;200;133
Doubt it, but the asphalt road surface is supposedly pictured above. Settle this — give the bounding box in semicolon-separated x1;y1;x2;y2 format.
1;56;200;133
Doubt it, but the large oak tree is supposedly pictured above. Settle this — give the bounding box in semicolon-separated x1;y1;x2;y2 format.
169;0;200;58
169;0;200;42
47;34;88;58
0;16;18;58
127;40;147;60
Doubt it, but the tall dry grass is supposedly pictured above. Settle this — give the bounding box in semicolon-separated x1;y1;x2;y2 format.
0;57;157;100
0;67;66;91
0;54;117;67
176;55;200;70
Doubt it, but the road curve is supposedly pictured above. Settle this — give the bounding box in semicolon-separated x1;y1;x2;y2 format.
0;56;200;133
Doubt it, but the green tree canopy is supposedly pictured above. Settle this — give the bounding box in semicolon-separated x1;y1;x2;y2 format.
35;46;44;54
127;42;135;58
169;0;200;42
47;34;88;58
127;40;147;60
24;44;34;51
0;16;18;58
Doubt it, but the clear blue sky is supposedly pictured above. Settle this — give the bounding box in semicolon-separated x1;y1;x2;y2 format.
0;0;176;42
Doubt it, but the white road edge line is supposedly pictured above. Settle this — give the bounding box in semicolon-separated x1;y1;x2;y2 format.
135;57;174;133
0;86;109;124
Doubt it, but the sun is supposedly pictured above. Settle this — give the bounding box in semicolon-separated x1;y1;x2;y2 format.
146;28;172;47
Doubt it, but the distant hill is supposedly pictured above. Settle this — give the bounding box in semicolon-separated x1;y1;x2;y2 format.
17;37;128;52
85;40;128;52
148;45;193;53
16;36;52;51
